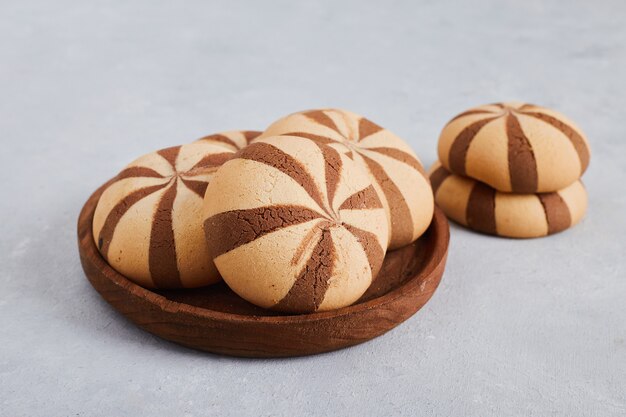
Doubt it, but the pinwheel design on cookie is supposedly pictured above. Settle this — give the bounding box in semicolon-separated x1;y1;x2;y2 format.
203;135;389;313
257;109;434;249
93;137;245;289
438;102;590;193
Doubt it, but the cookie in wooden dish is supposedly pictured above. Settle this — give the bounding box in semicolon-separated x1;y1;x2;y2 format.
195;130;261;151
203;135;389;313
429;162;587;238
437;102;590;193
93;139;241;289
257;109;433;249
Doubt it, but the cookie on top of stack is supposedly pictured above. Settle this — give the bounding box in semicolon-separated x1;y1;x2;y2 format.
92;110;435;314
430;102;590;238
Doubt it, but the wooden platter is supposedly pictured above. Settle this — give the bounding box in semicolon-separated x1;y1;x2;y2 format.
77;181;450;358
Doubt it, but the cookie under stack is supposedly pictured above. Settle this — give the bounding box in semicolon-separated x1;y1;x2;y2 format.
431;102;590;238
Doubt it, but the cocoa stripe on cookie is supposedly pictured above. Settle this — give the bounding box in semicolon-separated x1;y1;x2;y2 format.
98;183;169;257
290;220;331;266
466;181;497;235
157;146;181;167
358;118;383;140
117;167;164;180
429;166;451;195
344;224;385;278
339;185;383;210
190;153;233;171
204;205;323;258
304;110;340;133
274;228;335;312
149;182;182;288
537;193;571;234
448;117;498;176
197;131;262;149
279;131;336;145
316;142;343;209
239;142;327;211
180;178;209;198
522;111;590;173
506;113;538;193
198;134;237;148
243;130;262;144
367;147;425;174
361;154;414;245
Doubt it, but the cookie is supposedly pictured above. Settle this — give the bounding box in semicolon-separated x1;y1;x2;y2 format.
93;139;238;289
429;162;587;238
437;102;590;193
203;135;389;313
258;109;433;249
195;130;261;151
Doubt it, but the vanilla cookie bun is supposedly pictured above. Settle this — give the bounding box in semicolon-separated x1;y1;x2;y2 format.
429;162;587;238
93;139;239;289
437;102;590;193
257;109;433;249
195;130;261;150
203;135;389;313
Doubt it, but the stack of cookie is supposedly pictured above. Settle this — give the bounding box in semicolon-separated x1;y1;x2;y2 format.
429;102;590;238
92;109;435;314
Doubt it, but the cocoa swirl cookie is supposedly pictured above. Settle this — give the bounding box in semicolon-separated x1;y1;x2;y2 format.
258;109;433;249
203;135;389;313
429;162;588;238
195;130;261;151
93;139;240;289
438;102;590;193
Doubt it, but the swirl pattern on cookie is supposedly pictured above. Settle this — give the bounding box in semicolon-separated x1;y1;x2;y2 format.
203;135;389;313
429;162;587;238
438;102;590;193
93;140;238;288
257;109;433;249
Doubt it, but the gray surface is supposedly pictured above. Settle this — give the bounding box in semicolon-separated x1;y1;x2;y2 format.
1;0;625;416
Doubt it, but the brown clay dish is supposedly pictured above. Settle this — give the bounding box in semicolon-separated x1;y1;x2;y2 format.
77;180;450;358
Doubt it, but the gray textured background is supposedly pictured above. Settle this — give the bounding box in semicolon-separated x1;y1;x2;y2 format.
1;1;625;416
